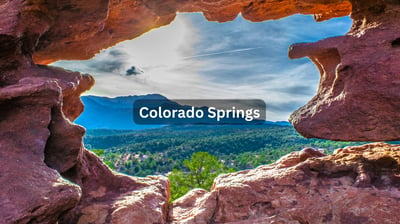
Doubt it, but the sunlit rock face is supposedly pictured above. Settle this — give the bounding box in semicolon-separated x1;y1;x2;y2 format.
0;44;169;223
169;143;400;224
1;0;400;223
0;74;83;224
289;0;400;141
6;0;396;141
23;0;352;64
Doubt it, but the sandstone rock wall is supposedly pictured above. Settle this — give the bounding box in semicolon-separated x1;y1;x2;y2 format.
0;0;352;65
0;58;169;223
289;0;400;141
4;0;398;142
0;17;169;221
169;143;400;224
1;0;400;223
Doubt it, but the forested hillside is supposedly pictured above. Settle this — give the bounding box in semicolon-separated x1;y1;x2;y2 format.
85;124;370;177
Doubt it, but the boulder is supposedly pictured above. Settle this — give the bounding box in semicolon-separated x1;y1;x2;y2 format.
170;143;400;223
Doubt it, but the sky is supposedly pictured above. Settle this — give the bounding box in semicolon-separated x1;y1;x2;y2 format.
53;13;352;121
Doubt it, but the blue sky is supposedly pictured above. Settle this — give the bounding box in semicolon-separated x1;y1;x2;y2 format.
54;13;352;121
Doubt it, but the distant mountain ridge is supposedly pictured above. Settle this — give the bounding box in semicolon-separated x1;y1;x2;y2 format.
75;94;167;130
75;94;291;130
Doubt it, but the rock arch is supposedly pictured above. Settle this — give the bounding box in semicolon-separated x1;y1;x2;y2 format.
2;0;400;223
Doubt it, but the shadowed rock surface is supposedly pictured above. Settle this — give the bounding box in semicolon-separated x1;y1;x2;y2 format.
1;0;400;223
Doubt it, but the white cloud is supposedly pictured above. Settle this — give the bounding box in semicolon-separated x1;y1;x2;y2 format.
53;13;352;121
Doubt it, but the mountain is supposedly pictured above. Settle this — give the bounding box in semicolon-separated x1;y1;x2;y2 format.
75;94;291;130
75;94;167;130
264;121;291;126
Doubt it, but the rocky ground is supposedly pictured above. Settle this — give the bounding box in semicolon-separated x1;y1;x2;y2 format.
169;143;400;224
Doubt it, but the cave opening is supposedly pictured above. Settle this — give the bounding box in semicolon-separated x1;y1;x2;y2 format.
48;13;358;182
6;1;400;223
53;13;352;123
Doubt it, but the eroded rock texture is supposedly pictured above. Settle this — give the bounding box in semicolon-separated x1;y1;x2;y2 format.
4;0;398;141
1;0;400;223
29;0;351;64
0;52;169;223
169;143;400;224
61;151;169;224
289;0;400;141
0;20;169;222
0;76;82;223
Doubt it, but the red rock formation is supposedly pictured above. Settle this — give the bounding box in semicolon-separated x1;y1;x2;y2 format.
289;0;400;141
60;151;169;224
0;53;169;222
25;0;351;64
12;0;395;141
2;0;400;223
169;143;400;223
0;76;82;224
0;25;169;222
0;62;170;224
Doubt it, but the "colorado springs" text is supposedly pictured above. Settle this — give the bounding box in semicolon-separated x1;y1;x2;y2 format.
139;106;260;122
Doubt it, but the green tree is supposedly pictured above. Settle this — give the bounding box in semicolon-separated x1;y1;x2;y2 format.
91;149;105;157
168;152;233;201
